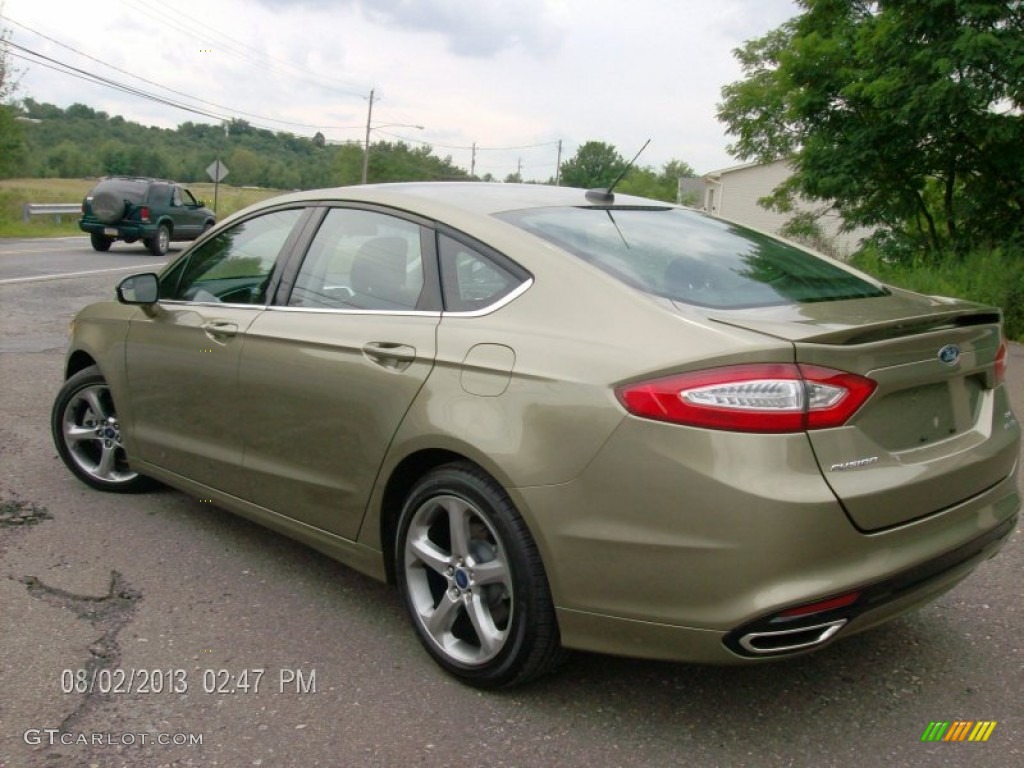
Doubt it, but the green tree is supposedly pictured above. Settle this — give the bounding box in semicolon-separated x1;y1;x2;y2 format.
0;104;25;177
364;140;469;183
619;158;698;202
99;140;131;175
45;140;88;178
718;0;1024;258
332;141;365;186
0;7;27;177
228;147;264;185
559;141;625;188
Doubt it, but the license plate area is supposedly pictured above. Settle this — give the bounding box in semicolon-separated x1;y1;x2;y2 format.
104;228;118;236
853;376;983;451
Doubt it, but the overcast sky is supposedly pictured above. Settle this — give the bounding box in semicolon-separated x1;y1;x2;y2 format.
3;0;800;181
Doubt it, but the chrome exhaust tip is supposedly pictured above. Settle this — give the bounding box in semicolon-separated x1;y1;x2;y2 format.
738;619;847;655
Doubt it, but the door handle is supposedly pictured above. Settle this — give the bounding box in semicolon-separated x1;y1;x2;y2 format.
201;321;238;342
362;342;416;371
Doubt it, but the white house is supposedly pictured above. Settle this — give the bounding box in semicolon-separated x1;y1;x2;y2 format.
701;159;873;258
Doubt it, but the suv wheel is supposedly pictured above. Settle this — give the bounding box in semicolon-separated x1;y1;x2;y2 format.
90;233;114;252
147;224;170;256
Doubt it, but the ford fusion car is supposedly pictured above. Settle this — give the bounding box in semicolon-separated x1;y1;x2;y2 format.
52;182;1020;688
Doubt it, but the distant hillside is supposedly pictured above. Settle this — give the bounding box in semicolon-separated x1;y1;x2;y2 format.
10;100;470;188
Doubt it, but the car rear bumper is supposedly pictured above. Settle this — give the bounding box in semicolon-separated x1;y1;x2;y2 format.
79;220;153;240
554;511;1014;664
513;418;1020;663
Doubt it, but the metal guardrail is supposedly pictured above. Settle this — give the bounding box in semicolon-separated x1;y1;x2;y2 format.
22;203;81;223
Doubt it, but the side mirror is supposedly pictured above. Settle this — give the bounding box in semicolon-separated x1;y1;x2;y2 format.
195;200;206;207
117;273;159;304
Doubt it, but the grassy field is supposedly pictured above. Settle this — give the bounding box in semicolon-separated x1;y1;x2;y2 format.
0;179;287;238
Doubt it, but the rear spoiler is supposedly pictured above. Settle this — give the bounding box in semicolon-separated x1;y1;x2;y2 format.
710;307;1002;346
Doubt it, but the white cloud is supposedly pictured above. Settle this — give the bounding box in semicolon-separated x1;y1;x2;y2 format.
254;0;569;57
4;0;800;177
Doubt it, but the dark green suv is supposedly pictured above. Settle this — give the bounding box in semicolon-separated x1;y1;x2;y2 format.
80;177;216;256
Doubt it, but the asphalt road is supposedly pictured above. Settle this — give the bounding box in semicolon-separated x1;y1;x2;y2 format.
1;238;1021;768
0;236;177;285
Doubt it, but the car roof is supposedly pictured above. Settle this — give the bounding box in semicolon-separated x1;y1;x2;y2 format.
249;182;671;218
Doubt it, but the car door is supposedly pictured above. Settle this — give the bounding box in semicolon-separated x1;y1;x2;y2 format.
124;206;310;496
236;206;441;539
172;186;206;238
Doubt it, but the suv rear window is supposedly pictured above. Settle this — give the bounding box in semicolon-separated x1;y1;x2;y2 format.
498;207;887;309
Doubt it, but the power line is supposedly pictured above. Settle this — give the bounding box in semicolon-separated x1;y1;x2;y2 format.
5;44;235;123
4;17;363;132
376;129;560;152
122;0;370;100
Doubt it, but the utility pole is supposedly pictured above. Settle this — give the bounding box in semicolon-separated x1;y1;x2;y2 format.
471;142;477;178
361;88;375;185
517;157;522;181
555;139;562;186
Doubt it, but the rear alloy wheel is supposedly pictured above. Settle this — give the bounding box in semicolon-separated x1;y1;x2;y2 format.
396;463;563;688
51;366;153;493
90;232;113;252
147;224;170;256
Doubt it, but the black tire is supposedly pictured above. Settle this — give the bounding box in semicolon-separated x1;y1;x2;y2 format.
90;232;113;252
146;224;170;256
51;366;154;493
395;462;564;688
91;192;125;224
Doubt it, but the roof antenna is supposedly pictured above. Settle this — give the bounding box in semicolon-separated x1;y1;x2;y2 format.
585;139;651;203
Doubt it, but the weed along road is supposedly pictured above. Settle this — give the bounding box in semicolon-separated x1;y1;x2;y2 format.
1;242;1021;767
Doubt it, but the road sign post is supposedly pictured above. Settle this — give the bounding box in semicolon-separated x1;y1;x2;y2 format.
206;159;230;214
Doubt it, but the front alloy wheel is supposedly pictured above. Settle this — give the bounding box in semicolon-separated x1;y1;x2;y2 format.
51;366;152;493
396;463;563;688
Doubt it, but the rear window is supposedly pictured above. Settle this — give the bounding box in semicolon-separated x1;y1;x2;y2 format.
498;207;887;308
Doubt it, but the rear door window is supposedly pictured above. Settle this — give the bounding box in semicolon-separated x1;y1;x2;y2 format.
438;234;525;312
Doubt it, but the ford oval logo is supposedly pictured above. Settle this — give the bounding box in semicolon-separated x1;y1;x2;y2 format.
938;344;961;366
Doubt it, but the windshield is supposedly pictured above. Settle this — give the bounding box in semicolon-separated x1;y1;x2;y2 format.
498;207;887;309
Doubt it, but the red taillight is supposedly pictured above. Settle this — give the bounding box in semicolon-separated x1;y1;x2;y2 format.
139;206;150;222
615;363;876;433
995;339;1007;385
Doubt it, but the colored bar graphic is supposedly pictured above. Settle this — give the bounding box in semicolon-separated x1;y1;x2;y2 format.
921;722;949;742
921;721;996;742
944;721;972;741
969;722;997;742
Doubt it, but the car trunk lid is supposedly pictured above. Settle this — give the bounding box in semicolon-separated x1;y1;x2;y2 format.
705;293;1019;531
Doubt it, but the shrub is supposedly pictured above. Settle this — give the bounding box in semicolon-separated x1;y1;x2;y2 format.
852;247;1024;341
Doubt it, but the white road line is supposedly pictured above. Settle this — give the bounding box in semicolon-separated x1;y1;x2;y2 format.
0;264;149;285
